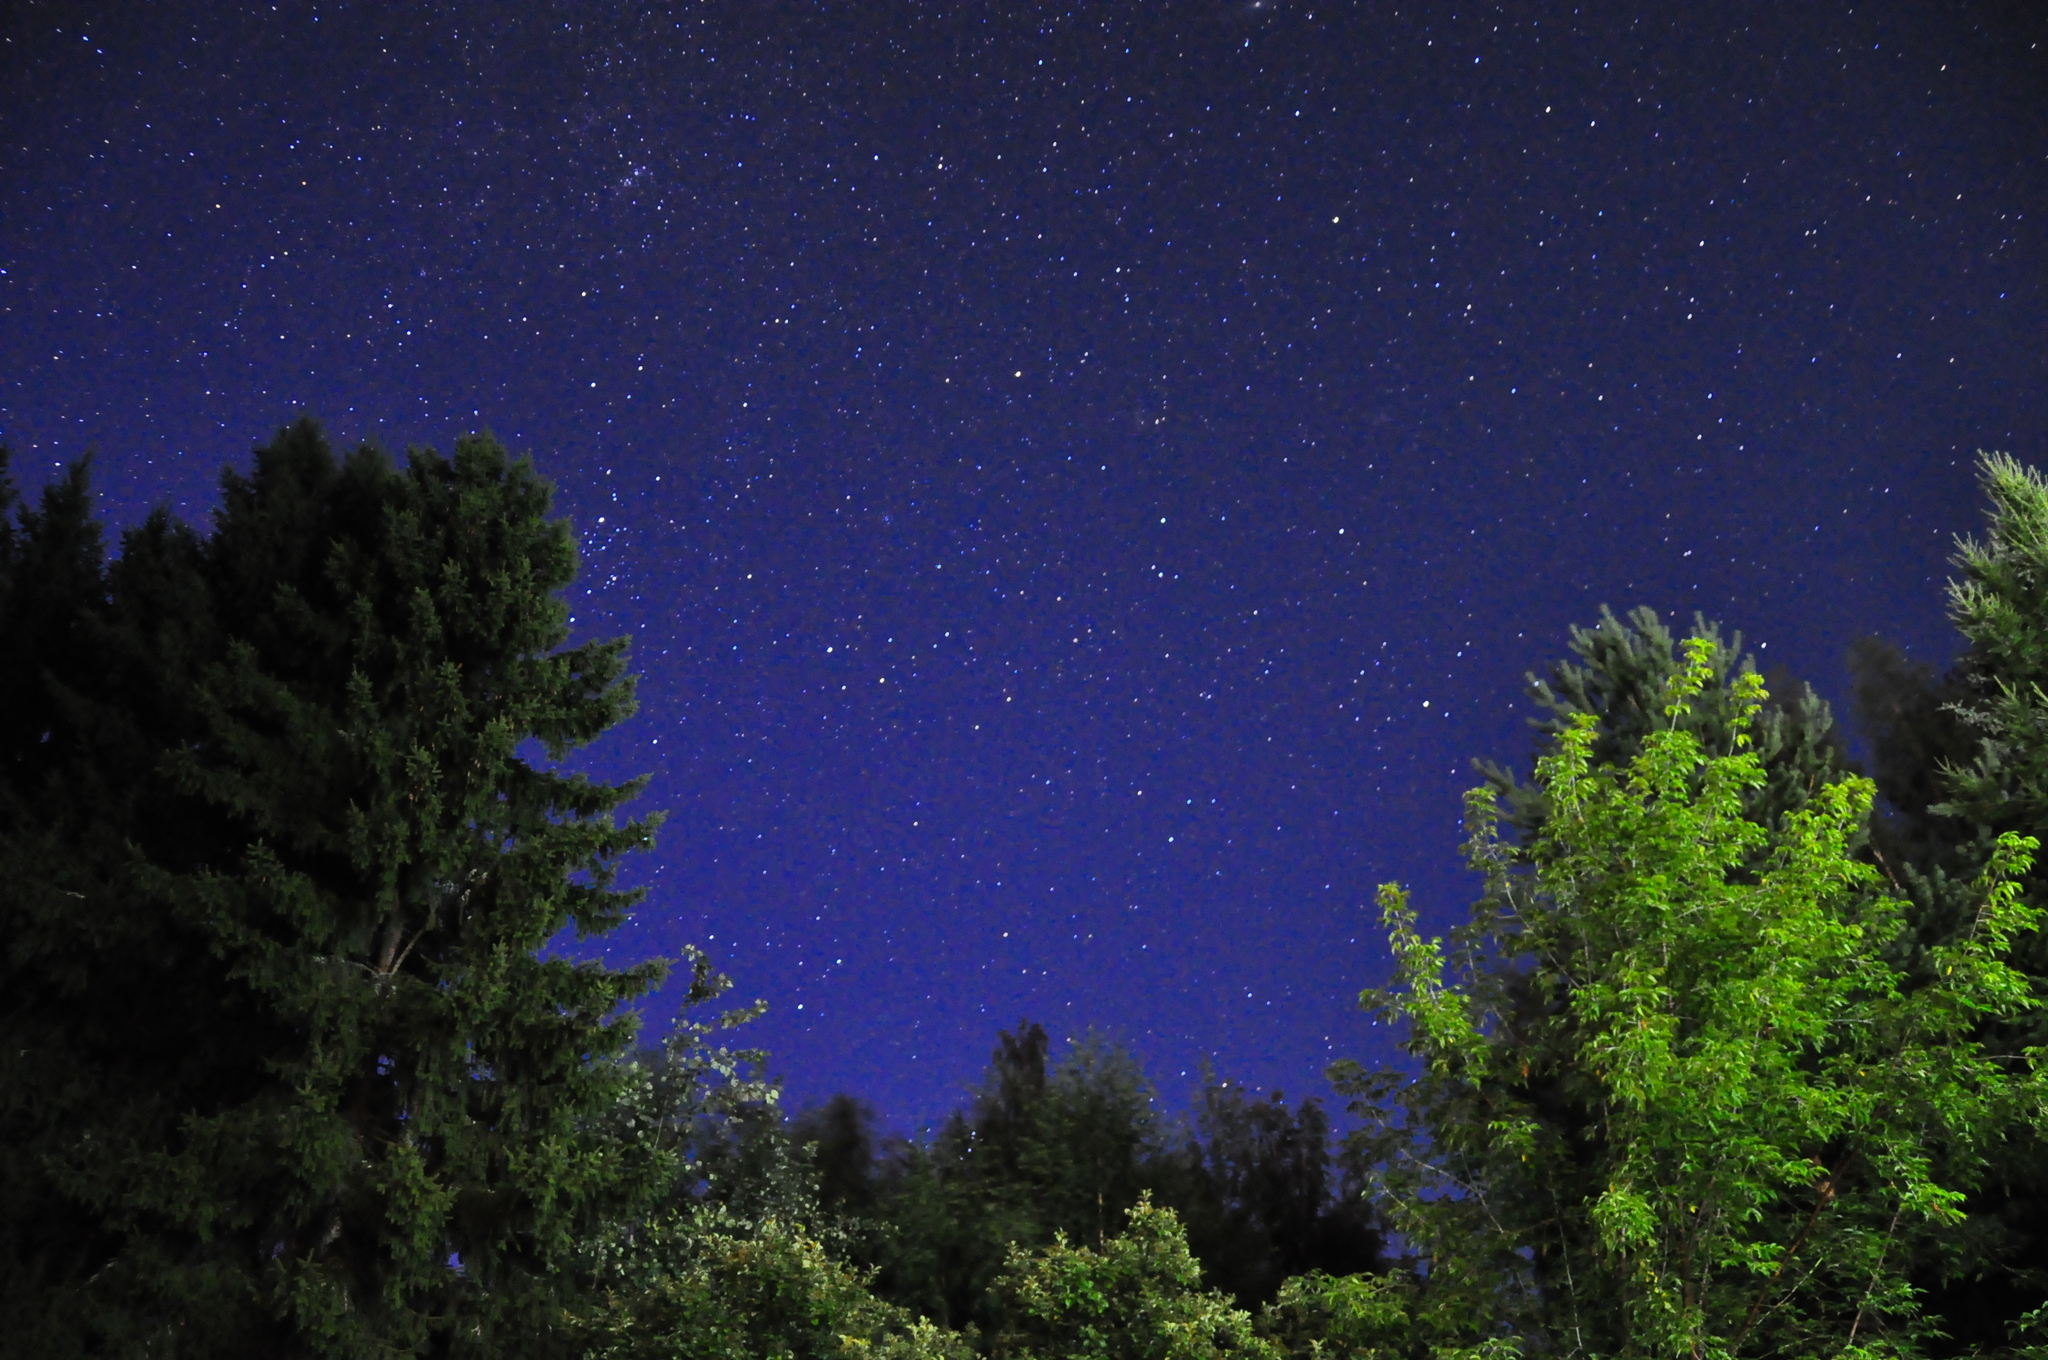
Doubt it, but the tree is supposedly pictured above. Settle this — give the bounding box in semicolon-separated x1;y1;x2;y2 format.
798;1023;1386;1329
1479;605;1853;844
1850;452;2048;1352
576;1210;974;1360
0;422;684;1357
796;1094;885;1223
1158;1079;1384;1310
989;1196;1276;1360
851;1023;1164;1331
1943;453;2048;849
1254;1271;1417;1360
1333;608;1860;1349
1350;638;2044;1359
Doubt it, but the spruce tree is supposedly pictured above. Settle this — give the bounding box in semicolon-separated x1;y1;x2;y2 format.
1853;452;2048;1353
0;422;675;1358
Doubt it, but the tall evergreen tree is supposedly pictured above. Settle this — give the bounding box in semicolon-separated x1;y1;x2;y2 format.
0;422;678;1358
1849;452;2048;1353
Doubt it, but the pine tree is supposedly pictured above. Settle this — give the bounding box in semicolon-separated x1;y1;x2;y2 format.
0;422;678;1358
1855;452;2048;1353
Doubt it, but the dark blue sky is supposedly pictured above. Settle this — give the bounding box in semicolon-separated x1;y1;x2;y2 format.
6;0;2044;1132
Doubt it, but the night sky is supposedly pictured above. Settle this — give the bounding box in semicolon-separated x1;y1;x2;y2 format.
6;1;2045;1133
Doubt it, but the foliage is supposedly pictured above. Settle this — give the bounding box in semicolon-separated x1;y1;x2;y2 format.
1945;453;2048;841
1352;637;2046;1359
800;1024;1384;1329
1156;1078;1384;1309
0;424;689;1357
853;1025;1166;1331
1254;1271;1416;1360
1850;452;2048;1351
1335;609;1861;1352
988;1196;1277;1360
577;1209;975;1360
591;960;776;1211
1480;604;1853;843
797;1095;887;1223
29;434;2048;1360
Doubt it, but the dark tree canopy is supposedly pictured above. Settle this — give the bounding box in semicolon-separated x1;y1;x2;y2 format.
759;1022;1384;1331
1845;454;2048;1355
1160;1078;1383;1309
0;422;672;1358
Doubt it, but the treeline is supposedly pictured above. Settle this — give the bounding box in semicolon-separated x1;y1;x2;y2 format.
3;419;2047;1360
694;1025;1383;1330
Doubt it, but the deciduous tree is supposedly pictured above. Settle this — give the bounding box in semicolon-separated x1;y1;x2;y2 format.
1350;639;2044;1359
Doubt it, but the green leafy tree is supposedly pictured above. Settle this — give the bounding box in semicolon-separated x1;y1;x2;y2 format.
1254;1272;1417;1360
570;975;978;1360
0;422;686;1357
1352;639;2045;1359
989;1195;1277;1360
1330;609;1860;1348
577;1209;975;1360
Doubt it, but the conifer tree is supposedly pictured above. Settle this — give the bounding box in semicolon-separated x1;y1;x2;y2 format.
0;422;677;1358
1852;452;2048;1351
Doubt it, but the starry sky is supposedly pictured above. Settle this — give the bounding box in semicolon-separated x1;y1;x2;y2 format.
5;0;2045;1133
